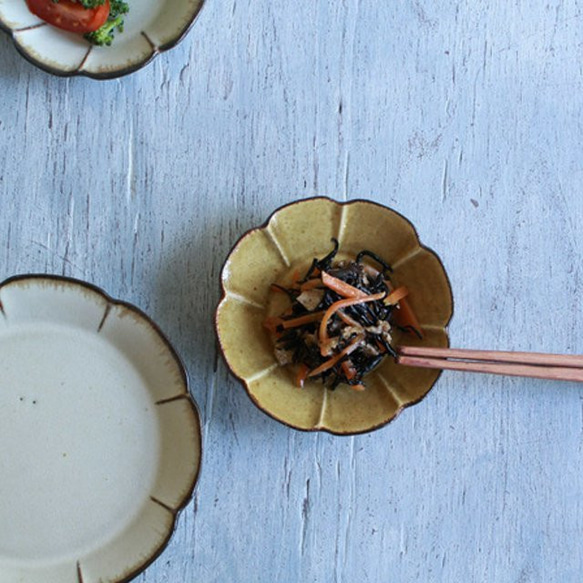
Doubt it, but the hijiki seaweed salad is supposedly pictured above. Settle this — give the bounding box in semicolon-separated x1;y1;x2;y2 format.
264;239;423;391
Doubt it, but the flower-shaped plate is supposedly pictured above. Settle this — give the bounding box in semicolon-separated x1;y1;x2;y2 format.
216;197;454;435
0;0;205;79
0;275;202;582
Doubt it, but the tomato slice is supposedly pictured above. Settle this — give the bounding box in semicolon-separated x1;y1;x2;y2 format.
26;0;110;34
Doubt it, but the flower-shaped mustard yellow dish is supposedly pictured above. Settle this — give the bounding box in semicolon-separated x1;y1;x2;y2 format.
216;197;454;435
0;275;201;582
0;0;205;79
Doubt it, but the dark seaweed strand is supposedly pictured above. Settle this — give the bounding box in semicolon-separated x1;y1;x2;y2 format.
298;258;319;283
298;239;340;283
368;273;390;294
279;330;303;350
362;294;389;321
316;289;343;310
356;249;393;273
377;335;398;358
328;373;343;390
271;283;299;301
348;352;378;383
295;343;321;370
374;302;393;321
315;238;339;271
290;303;310;317
303;333;358;388
358;354;385;376
320;351;355;389
328;264;363;289
345;303;376;327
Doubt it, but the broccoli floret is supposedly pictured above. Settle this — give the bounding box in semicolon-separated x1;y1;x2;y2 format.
84;15;124;46
83;16;123;46
84;0;129;47
109;0;129;18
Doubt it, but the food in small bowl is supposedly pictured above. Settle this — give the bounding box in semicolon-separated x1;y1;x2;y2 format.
0;0;205;78
25;0;129;47
215;197;453;435
265;238;422;392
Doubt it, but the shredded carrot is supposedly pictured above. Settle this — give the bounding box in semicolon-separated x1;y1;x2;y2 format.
263;316;283;334
393;297;424;338
281;311;325;329
289;269;301;288
318;291;386;355
374;338;392;354
337;310;362;328
321;271;367;299
384;281;423;337
270;284;287;294
307;334;365;378
299;278;324;291
295;363;309;388
341;359;357;380
384;286;409;305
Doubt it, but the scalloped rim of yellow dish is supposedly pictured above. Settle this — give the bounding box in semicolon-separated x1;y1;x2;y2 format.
215;197;454;435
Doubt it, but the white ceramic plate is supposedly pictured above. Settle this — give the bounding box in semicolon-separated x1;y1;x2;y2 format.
0;0;205;78
0;275;202;583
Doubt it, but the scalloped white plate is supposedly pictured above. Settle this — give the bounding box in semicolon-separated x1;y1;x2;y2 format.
0;275;202;583
0;0;205;78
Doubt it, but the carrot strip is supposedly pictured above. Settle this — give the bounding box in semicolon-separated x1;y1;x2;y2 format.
300;278;324;291
384;286;409;305
337;310;362;328
307;334;365;378
341;359;357;380
295;363;310;388
375;337;396;354
281;311;325;329
264;309;321;333
288;269;301;288
321;271;368;299
318;291;386;355
393;297;424;338
263;316;283;334
350;383;366;391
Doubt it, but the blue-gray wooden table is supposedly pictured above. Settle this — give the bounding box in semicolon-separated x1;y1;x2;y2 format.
2;1;583;581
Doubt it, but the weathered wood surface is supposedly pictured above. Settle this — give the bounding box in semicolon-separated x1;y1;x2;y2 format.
1;1;583;581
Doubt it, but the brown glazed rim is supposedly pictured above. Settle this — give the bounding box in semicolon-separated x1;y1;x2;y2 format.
214;196;455;436
0;0;206;80
0;273;203;583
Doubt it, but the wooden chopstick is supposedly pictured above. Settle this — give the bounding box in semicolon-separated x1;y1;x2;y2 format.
397;346;583;383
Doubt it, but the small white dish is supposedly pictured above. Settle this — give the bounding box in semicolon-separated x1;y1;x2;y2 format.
0;0;205;78
0;275;202;583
